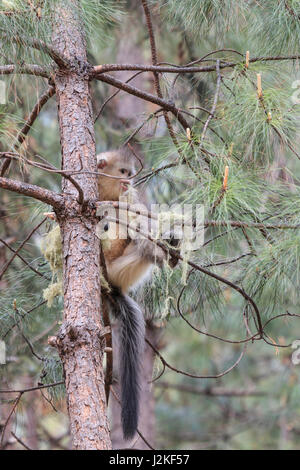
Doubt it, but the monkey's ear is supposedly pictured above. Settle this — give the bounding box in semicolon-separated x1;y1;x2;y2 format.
97;158;107;170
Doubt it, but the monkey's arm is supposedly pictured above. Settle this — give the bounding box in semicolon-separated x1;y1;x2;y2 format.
133;235;180;268
105;235;179;293
133;237;165;266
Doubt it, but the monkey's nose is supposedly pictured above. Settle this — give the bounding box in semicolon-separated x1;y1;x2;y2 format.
120;179;130;192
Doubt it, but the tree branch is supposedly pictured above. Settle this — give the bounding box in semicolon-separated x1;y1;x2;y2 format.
94;72;189;129
1;86;56;176
0;217;47;280
11;431;32;450
155;381;265;397
0;30;70;68
92;55;300;76
146;338;247;380
0;64;49;78
0;236;47;278
0;177;64;208
0;392;23;449
16;86;56;147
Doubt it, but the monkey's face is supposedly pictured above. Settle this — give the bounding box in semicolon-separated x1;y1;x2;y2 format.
97;153;134;201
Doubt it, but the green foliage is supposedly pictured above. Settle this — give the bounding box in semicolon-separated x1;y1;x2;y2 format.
40;225;62;307
2;0;300;450
78;0;124;43
0;0;123;65
219;67;299;164
153;0;248;40
41;355;65;400
244;232;300;315
249;0;300;55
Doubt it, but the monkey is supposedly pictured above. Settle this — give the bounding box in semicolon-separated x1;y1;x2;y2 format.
97;148;179;440
97;149;171;290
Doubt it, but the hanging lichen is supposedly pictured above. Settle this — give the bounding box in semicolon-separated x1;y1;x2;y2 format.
156;210;192;286
41;225;63;307
41;225;63;272
41;224;111;306
180;239;191;286
161;259;175;320
42;281;63;307
99;264;112;294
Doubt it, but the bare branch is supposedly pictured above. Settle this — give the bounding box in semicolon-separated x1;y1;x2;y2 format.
0;381;64;394
0;30;70;68
0;237;47;278
140;0;193;180
16;86;56;147
0;64;49;78
11;431;32;450
2;300;47;340
94;71;144;123
0;217;47;280
0;392;22;449
156;381;266;397
92;55;300;76
94;72;190;129
141;0;160;95
1;85;56;176
146;337;247;379
0;177;64;208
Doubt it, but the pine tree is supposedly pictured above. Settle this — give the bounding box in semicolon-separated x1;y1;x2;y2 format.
1;0;300;450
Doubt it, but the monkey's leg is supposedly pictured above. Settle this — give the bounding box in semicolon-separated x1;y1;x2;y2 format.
106;242;153;293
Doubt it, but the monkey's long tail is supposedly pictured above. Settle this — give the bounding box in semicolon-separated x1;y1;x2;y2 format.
108;287;145;440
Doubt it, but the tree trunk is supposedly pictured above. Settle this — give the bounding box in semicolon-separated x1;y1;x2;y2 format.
52;2;111;450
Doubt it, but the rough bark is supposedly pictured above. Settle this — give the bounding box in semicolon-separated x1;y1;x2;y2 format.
52;2;111;450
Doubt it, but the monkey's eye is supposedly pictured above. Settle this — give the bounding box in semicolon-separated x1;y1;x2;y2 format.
120;168;127;175
128;171;132;177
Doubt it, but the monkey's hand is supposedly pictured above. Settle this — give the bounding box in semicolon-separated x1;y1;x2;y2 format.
134;233;180;268
162;232;180;268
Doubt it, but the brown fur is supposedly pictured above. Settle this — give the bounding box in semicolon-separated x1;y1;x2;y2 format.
98;150;135;201
102;225;131;263
97;149;169;293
